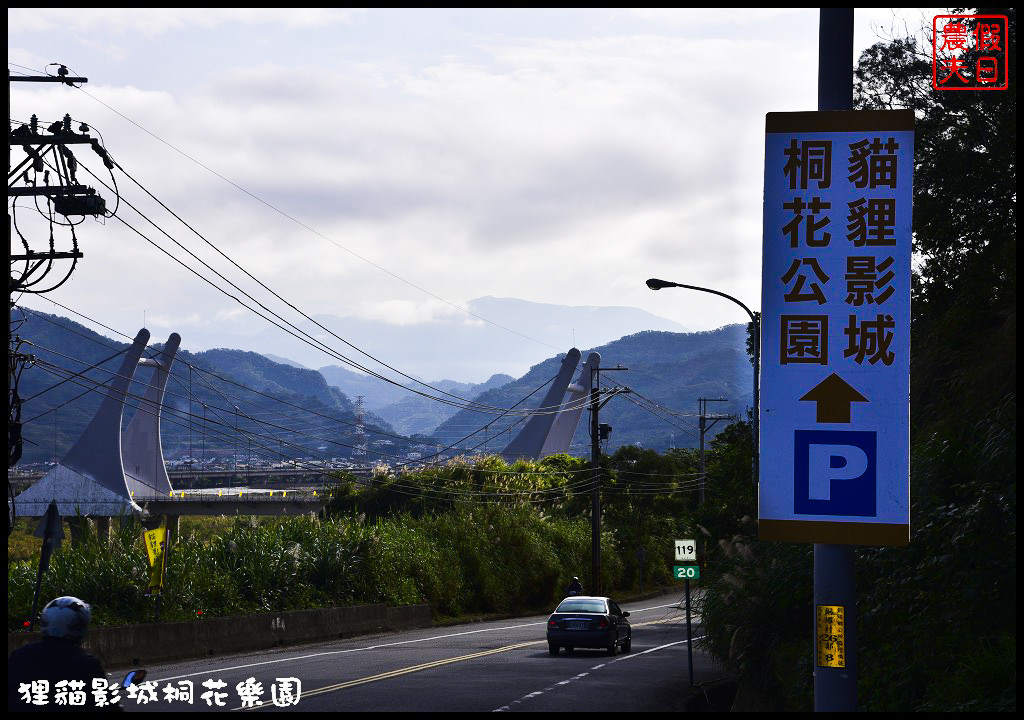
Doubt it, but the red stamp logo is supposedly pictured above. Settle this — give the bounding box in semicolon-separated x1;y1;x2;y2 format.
932;14;1009;90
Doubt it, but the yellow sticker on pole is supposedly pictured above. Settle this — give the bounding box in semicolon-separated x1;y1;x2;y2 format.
816;604;845;668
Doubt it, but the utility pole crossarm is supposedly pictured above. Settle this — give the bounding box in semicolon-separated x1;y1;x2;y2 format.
9;75;88;85
596;386;631;411
8;186;97;197
9;134;97;146
11;251;83;262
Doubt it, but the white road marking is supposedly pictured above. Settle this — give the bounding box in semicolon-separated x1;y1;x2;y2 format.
493;635;706;711
152;601;683;683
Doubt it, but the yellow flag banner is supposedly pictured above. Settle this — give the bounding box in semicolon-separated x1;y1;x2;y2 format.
143;526;168;595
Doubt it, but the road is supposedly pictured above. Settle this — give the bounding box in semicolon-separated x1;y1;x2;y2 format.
122;592;721;712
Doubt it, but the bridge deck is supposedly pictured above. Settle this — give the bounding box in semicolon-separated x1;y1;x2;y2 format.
139;497;325;516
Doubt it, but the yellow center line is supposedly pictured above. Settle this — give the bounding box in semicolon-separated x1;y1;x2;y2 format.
238;616;685;709
238;640;544;710
631;619;675;628
300;621;676;698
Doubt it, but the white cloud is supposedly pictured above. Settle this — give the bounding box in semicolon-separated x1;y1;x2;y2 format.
9;8;936;380
359;299;467;326
8;8;359;36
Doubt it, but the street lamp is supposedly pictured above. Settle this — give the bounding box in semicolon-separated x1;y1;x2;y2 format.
645;278;760;490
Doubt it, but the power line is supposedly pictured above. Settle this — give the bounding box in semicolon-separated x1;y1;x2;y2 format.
22;341;602;479
66;84;561;353
26;360;608;503
19;306;574;467
33;148;575;419
24;355;702;504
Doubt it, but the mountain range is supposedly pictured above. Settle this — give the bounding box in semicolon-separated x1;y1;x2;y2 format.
12;308;750;467
429;324;753;455
13;310;403;467
147;296;689;383
315;365;513;437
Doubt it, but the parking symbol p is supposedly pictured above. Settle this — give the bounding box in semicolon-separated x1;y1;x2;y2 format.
794;430;876;517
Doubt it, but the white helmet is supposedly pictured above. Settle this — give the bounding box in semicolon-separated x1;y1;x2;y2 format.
40;596;92;641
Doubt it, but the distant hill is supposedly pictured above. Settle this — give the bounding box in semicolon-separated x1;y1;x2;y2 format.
316;364;513;437
12;310;751;466
430;325;752;455
12;310;406;467
262;354;310;370
174;296;689;382
374;374;515;437
317;364;413;409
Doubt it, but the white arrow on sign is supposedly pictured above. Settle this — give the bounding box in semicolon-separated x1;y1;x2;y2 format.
674;539;696;562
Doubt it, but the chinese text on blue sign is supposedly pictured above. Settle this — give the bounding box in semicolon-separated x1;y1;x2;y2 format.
759;111;913;546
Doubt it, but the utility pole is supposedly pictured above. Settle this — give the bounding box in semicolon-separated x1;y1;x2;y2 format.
814;8;857;712
697;397;729;505
353;396;367;467
589;364;629;595
8;66;108;530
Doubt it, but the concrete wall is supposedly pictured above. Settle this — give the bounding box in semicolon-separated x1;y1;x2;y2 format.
8;603;432;669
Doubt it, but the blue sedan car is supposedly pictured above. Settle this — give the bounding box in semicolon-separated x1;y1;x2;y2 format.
546;596;632;656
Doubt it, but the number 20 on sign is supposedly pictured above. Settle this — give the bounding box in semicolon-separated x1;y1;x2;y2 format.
673;566;700;580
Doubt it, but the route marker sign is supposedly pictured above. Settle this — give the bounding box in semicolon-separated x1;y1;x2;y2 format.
674;539;696;562
674;565;700;580
759;110;913;546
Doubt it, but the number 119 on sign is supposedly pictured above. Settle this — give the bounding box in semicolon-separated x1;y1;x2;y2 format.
675;539;696;562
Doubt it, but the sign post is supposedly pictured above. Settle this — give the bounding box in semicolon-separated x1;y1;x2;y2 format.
759;10;913;711
674;539;698;687
29;501;64;630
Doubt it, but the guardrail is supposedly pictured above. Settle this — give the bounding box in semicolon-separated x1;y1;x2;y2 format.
8;604;433;668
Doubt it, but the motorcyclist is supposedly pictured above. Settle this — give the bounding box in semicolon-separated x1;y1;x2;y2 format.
566;576;584;596
7;596;117;712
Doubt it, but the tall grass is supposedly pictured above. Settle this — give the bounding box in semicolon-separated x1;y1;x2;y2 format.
9;455;694;629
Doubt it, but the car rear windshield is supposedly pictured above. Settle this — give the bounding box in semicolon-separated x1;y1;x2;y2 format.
555;599;606;613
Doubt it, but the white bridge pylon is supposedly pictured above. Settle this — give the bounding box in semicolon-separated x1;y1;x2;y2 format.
540;351;600;459
13;329;181;517
501;348;602;463
123;332;181;501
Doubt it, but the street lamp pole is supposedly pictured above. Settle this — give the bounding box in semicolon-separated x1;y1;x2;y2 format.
646;278;760;490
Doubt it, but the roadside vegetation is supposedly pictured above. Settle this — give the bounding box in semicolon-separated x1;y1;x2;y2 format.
695;8;1016;712
7;9;1013;713
8;450;699;630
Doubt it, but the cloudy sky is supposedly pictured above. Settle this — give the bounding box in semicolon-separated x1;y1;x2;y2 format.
9;8;939;381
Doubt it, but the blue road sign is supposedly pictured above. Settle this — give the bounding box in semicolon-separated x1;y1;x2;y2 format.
759;111;912;546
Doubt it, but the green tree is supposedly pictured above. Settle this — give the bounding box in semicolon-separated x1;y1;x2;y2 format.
698;9;1016;711
855;9;1016;433
852;8;1016;711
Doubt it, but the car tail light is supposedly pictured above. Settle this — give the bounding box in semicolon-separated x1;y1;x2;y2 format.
597;619;609;629
548;618;558;627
